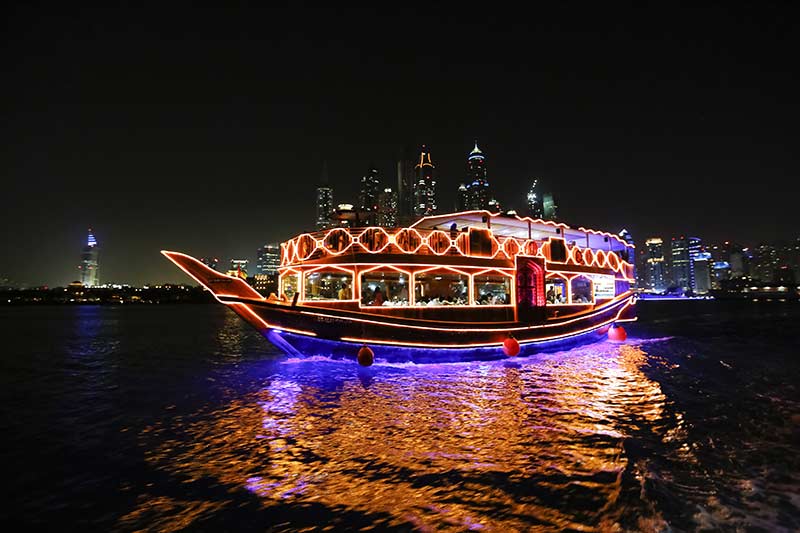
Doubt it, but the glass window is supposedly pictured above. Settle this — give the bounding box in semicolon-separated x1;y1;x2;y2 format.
360;270;410;307
281;273;299;300
303;270;353;301
414;270;468;306
545;277;568;305
570;276;593;304
473;273;512;305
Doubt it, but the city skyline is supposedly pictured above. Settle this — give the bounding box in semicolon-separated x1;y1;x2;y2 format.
3;4;799;286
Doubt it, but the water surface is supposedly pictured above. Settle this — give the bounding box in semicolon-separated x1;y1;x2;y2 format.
1;301;798;531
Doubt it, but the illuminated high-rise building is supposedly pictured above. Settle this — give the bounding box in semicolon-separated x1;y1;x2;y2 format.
78;229;100;287
542;192;558;220
413;145;437;218
526;179;543;218
456;183;469;211
693;251;712;294
464;141;490;210
256;244;281;275
359;166;381;226
645;237;667;291
670;236;702;292
395;147;415;226
316;160;334;231
377;187;398;227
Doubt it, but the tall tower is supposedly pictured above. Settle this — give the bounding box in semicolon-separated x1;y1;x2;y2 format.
526;179;543;218
413;145;437;218
316;160;334;231
79;229;99;287
359;166;381;226
465;141;490;210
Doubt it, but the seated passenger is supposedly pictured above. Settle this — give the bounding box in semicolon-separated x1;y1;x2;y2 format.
338;282;351;300
372;287;385;306
546;287;556;303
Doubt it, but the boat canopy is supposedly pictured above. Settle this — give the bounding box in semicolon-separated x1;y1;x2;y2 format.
410;210;634;253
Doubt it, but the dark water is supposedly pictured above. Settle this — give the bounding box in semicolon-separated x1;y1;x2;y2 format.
1;301;798;532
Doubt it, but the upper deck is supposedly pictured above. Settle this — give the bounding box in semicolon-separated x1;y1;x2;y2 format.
280;210;634;278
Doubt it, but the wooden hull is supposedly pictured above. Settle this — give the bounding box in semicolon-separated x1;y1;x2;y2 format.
162;250;637;363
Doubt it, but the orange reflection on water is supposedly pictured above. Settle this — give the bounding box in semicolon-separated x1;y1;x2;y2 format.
132;343;676;531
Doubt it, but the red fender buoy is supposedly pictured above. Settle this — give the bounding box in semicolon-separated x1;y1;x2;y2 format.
357;345;374;366
607;323;627;342
503;336;520;357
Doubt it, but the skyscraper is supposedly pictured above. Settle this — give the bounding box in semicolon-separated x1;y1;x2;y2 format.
464;141;490;210
542;192;558;220
256;244;281;275
693;251;712;294
395;147;415;226
526;179;543;218
359;166;381;226
316;160;334;231
670;236;702;292
456;183;469;211
644;237;667;292
377;187;398;227
413;145;437;218
78;229;99;287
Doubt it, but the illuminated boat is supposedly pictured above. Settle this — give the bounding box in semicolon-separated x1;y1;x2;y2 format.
163;210;637;363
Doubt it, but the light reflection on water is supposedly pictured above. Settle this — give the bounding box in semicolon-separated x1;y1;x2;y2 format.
134;342;679;531
3;304;798;532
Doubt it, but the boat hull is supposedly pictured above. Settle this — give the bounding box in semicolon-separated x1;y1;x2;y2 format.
220;294;636;363
162;250;637;363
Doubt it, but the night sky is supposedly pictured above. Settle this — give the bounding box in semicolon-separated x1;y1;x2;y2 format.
3;3;798;286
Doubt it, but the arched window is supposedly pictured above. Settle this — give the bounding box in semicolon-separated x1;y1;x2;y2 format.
413;269;469;306
545;275;568;305
303;268;354;301
473;270;512;305
570;275;593;304
280;272;299;300
360;267;410;307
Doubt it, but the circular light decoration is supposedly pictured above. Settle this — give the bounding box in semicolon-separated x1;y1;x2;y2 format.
582;248;594;266
426;230;452;255
524;240;539;256
395;228;424;253
606;251;620;271
594;249;607;268
296;234;317;261
323;228;353;255
503;238;520;258
358;227;390;253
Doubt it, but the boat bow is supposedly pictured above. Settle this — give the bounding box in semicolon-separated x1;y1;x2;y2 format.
161;250;263;301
